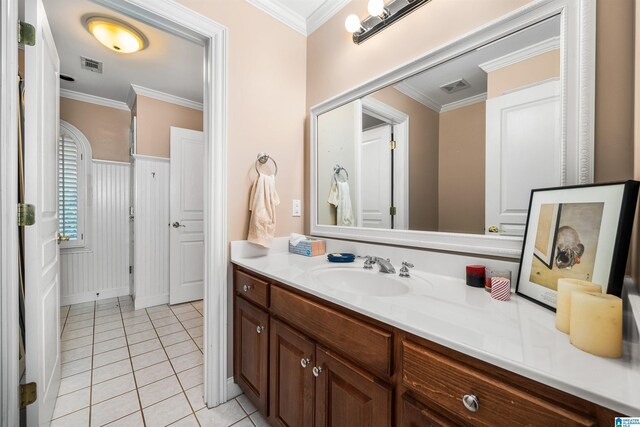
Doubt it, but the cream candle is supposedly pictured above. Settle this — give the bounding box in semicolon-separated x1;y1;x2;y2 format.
555;278;602;334
569;292;623;358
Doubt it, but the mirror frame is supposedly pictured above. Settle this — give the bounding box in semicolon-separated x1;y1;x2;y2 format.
310;0;595;258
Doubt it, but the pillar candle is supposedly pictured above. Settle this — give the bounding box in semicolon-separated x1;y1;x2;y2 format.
569;292;623;358
555;279;602;334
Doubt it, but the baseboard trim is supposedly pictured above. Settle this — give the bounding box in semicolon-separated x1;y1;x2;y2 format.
61;286;130;306
134;293;169;310
226;377;242;399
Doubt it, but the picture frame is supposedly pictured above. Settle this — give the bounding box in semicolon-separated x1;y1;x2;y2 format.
516;181;639;311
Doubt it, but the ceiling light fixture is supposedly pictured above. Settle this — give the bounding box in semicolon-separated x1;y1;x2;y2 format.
84;16;147;54
345;0;432;44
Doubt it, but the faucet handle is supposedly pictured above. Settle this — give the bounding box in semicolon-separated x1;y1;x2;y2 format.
402;261;414;269
399;261;414;278
363;255;375;269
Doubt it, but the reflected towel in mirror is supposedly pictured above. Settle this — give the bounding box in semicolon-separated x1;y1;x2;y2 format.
328;180;354;226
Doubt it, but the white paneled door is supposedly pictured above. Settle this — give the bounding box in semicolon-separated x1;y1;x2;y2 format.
361;125;392;229
170;127;205;304
23;0;61;424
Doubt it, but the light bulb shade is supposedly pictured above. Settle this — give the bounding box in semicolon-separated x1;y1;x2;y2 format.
85;16;147;53
367;0;385;16
344;14;362;33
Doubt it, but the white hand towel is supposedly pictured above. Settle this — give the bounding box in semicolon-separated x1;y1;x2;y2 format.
327;180;354;226
248;174;280;248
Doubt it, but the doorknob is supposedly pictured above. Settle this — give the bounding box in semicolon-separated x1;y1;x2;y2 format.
57;233;70;244
172;222;186;228
487;226;499;233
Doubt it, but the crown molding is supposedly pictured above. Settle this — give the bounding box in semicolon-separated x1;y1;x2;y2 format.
393;81;441;112
307;0;351;34
60;89;130;111
440;92;487;112
479;36;560;73
246;0;306;35
128;84;203;111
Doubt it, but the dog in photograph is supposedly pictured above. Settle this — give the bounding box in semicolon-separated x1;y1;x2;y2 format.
555;226;585;269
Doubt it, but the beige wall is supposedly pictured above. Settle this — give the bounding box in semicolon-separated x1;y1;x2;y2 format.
135;95;203;158
60;98;131;162
370;86;439;231
486;49;560;99
438;102;486;234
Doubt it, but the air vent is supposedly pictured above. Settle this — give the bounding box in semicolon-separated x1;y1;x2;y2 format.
80;56;103;74
440;78;470;94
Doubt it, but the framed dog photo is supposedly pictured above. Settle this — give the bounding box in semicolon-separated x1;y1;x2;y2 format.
516;181;639;311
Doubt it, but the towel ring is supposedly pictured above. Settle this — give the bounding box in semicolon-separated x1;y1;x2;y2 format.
255;152;278;176
333;164;349;183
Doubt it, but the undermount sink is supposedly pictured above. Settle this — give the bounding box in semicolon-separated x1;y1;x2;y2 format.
310;267;411;297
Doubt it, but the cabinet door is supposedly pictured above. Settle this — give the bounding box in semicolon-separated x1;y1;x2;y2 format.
401;394;459;427
269;320;315;427
234;297;269;413
315;346;391;427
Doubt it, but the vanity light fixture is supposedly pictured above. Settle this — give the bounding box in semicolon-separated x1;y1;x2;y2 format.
84;16;147;53
345;0;432;44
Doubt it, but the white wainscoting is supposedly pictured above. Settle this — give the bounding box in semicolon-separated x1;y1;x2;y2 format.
133;155;170;310
60;160;131;305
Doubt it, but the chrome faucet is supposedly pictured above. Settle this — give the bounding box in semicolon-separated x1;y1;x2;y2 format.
363;256;396;274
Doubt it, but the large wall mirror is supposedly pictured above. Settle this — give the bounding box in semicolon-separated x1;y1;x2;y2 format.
310;0;595;258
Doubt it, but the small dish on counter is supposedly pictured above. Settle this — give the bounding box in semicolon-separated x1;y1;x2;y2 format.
327;253;356;263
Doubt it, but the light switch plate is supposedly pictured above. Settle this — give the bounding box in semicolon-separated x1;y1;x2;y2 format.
292;200;301;217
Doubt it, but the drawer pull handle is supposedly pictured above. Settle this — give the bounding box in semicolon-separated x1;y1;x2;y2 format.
300;358;310;368
243;284;253;292
462;394;479;412
256;325;265;334
312;366;323;377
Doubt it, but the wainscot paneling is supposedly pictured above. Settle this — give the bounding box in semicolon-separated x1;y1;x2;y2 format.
60;160;130;305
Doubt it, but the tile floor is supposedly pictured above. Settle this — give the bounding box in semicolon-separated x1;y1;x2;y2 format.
54;296;270;427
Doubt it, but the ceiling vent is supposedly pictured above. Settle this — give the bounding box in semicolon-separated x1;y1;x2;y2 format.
80;56;103;74
440;78;470;94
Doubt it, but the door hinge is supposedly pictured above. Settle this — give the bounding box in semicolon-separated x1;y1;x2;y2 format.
389;206;396;216
129;266;133;274
389;140;397;150
20;382;37;408
17;204;36;226
18;21;36;46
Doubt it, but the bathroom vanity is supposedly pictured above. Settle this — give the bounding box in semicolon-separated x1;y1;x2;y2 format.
231;239;639;426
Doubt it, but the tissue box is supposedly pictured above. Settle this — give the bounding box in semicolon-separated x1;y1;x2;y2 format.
289;238;326;257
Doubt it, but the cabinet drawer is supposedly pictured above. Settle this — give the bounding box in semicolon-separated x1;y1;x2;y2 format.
401;340;596;427
235;270;269;308
271;286;391;376
401;394;459;427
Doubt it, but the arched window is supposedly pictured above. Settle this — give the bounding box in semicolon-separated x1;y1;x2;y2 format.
58;121;92;249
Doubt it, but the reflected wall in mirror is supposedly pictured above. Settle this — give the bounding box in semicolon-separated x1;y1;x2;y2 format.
317;15;565;237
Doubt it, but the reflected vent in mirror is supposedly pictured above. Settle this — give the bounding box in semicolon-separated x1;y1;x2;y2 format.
80;56;103;73
440;78;470;94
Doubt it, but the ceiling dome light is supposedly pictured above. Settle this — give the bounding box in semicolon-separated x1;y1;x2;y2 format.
344;14;362;33
84;16;147;54
367;0;385;17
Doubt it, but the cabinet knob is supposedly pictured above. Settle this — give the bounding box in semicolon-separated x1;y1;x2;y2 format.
462;394;479;412
300;358;310;368
312;366;323;377
243;284;253;292
256;325;265;334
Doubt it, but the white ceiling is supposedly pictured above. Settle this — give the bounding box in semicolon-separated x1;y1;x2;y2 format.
43;0;204;105
246;0;351;35
390;15;561;111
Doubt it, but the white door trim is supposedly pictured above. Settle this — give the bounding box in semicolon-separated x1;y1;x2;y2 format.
97;0;229;407
0;0;20;424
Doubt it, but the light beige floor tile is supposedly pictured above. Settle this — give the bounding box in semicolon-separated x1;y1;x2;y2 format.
94;319;123;333
148;310;174;321
97;297;118;305
135;360;174;387
171;305;196;315
123;315;150;327
119;304;135;313
177;364;203;389
61;357;92;378
191;300;203;310
94;327;125;344
127;329;157;345
61;344;93;364
170;350;202;373
181;317;203;330
125;321;153;335
93;346;129;368
151;315;179;328
143;392;192;427
65;312;94;324
95;307;121;318
51;407;89;427
91;372;136;404
184;384;206;411
61;326;94;341
92;359;132;385
121;309;149;320
193;335;204;349
171;414;200;426
90;390;140;426
61;335;93;351
160;331;191;347
250;411;270;427
147;304;170;313
195;399;246;427
156;322;185;337
52;387;90;419
63;319;93;331
176;310;202;322
132;348;167;371
94;313;122;325
236;394;257;415
231;418;254;427
104;410;144;426
58;370;91;396
138;375;182;408
69;306;94;316
187;326;203;339
129;337;162;357
93;336;127;355
164;340;198;359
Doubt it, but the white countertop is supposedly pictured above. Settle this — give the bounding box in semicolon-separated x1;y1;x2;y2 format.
230;238;640;416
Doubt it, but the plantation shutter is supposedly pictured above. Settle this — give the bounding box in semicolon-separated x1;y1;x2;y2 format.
58;135;79;240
